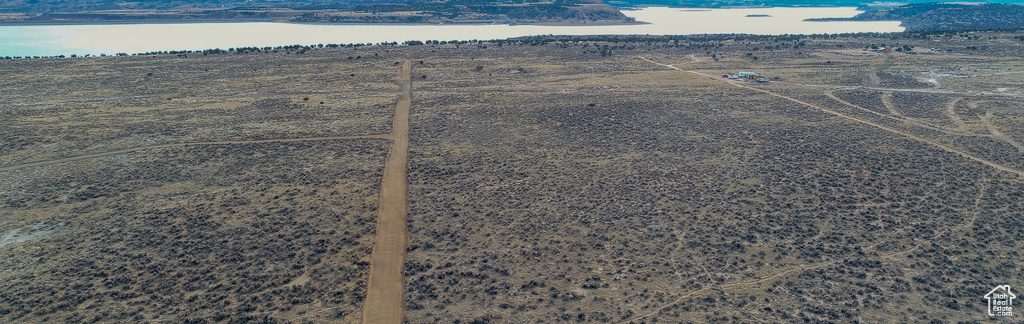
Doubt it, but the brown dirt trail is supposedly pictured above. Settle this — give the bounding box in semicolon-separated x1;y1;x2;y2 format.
945;97;966;132
979;110;1024;152
362;60;411;324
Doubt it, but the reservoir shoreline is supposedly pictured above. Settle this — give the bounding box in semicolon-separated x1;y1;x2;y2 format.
0;7;903;57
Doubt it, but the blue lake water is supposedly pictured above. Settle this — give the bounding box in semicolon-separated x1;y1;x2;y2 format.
0;7;903;57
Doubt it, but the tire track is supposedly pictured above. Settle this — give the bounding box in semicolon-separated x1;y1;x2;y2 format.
881;91;903;116
639;57;1024;178
979;110;1024;152
945;97;966;132
362;59;411;324
823;90;970;137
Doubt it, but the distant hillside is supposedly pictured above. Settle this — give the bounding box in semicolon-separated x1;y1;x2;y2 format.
0;0;404;13
0;0;633;25
811;2;1024;31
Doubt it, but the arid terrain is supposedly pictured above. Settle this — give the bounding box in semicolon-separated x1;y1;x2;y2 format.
2;31;1023;323
0;49;405;323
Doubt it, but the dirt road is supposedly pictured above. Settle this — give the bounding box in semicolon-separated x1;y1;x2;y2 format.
945;97;966;132
362;60;411;324
0;135;388;173
979;110;1024;152
822;90;962;136
881;92;902;116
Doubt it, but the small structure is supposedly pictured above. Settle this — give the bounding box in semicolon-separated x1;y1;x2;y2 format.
738;72;760;80
757;77;769;83
648;225;662;231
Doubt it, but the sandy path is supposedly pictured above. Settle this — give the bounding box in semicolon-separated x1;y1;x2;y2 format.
979;110;1024;152
824;89;894;119
0;135;389;172
945;97;966;132
823;90;964;136
881;91;903;116
362;60;411;324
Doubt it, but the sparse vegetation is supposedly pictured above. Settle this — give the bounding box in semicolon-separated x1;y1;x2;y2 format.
2;30;1023;323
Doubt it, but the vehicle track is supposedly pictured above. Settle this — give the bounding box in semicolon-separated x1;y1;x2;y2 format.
945;97;967;132
640;57;1024;178
881;91;903;117
362;59;411;324
823;90;972;137
0;135;389;172
979;110;1024;152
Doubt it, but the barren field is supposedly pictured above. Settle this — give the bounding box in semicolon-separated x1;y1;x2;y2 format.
0;140;387;323
402;33;1024;323
2;31;1024;323
0;51;400;168
0;48;404;323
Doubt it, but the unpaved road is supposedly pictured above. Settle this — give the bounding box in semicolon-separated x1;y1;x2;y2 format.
979;110;1024;152
0;135;388;173
881;92;902;116
823;90;961;136
945;97;966;132
362;60;411;324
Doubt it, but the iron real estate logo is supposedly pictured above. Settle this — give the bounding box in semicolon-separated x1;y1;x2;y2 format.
985;285;1015;317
